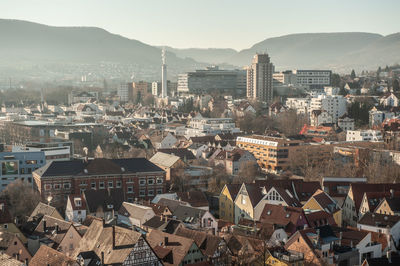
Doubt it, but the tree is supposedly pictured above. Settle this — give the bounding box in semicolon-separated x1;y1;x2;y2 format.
143;94;155;106
331;73;341;87
1;180;40;224
339;87;347;96
350;69;356;80
235;161;260;183
393;79;400;92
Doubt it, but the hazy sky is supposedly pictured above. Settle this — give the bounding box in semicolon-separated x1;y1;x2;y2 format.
1;0;399;50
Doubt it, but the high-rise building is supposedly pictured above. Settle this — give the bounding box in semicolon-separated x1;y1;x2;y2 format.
118;83;131;102
161;49;167;98
246;53;274;103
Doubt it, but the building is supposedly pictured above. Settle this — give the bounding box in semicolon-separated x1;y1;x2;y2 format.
65;195;87;223
32;158;166;207
185;114;240;138
177;66;246;95
309;94;347;123
72;219;161;265
118;202;155;228
68;91;99;105
294;69;331;89
118;83;130;102
236;135;302;172
272;70;297;85
0;151;46;191
219;184;241;223
246;53;274;103
13;138;72;162
132;81;150;101
338;116;355;131
346;130;383;142
161;48;167;98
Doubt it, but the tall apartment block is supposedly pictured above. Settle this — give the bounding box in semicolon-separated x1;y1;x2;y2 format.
246;53;274;103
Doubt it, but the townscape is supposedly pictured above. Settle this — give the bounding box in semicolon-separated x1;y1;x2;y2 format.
1;3;400;265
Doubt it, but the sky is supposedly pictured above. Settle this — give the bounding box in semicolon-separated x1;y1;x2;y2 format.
1;0;399;50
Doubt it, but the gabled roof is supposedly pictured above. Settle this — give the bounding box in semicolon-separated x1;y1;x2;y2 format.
172;205;208;224
175;227;222;257
147;230;197;266
305;210;337;228
0;253;23;266
68;195;86;211
308;189;340;214
118;202;154;220
34;215;73;246
239;184;264;207
350;184;400;214
83;188;124;213
176;191;209;208
30;245;75;266
259;204;306;230
150;152;181;168
358;212;400;228
157;148;196;161
72;219;142;265
383;197;400;212
224;184;242;201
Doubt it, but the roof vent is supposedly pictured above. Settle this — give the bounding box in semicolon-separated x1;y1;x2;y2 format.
384;216;388;221
121;167;125;172
84;169;88;174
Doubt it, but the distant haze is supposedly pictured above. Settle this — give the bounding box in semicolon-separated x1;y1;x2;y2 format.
1;0;399;50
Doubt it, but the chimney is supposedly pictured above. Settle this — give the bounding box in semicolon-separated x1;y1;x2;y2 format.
112;225;116;249
102;218;105;227
390;189;394;199
43;220;47;232
101;251;104;265
55;223;59;233
164;236;169;246
387;251;392;263
339;231;342;246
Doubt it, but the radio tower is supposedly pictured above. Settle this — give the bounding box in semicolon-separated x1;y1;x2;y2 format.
161;48;167;98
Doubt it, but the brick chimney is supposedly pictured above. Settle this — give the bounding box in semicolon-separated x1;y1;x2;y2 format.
164;236;168;246
43;220;47;232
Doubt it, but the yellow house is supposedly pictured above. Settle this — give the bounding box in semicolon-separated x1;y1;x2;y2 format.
374;197;400;216
234;183;264;224
303;189;342;226
219;184;241;223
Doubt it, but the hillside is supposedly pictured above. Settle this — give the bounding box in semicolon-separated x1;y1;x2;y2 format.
0;19;204;74
162;46;238;64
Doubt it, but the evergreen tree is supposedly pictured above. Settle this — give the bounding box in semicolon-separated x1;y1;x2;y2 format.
393;79;400;92
350;69;356;79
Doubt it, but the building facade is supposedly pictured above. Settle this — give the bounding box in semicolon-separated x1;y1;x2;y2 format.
0;151;46;191
32;158;166;207
246;53;274;103
178;66;246;94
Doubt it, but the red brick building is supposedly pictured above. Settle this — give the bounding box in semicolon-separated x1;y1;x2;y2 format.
33;158;166;207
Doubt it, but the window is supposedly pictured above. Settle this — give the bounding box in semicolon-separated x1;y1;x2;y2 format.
157;189;163;194
25;160;37;164
139;179;146;186
63;183;71;189
116;180;122;188
139;190;146;197
148;190;154;196
20;168;25;174
44;184;52;191
148;179;154;185
127;178;133;183
99;182;105;189
127;186;133;194
80;181;86;186
54;184;61;190
108;181;113;188
91;182;96;189
156;178;163;184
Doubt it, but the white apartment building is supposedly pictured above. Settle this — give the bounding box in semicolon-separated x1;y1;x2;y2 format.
337;117;355;131
369;107;396;127
285;98;310;114
185;114;240;138
346;130;383;142
247;54;274;103
324;86;340;96
310;95;347;123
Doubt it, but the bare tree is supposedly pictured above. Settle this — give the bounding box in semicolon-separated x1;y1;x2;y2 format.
1;180;40;224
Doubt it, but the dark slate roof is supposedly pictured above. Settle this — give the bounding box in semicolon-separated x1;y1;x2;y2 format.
358;212;400;228
83;189;125;213
158;148;196;161
36;158;164;178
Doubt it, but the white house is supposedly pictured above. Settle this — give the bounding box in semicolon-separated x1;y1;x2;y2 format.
65;195;87;223
358;212;400;249
346;130;383;142
380;93;399;107
338;117;355;131
310;110;333;126
309;94;347;123
117;202;155;228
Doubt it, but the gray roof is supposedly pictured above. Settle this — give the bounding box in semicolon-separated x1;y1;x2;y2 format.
150;152;181;168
